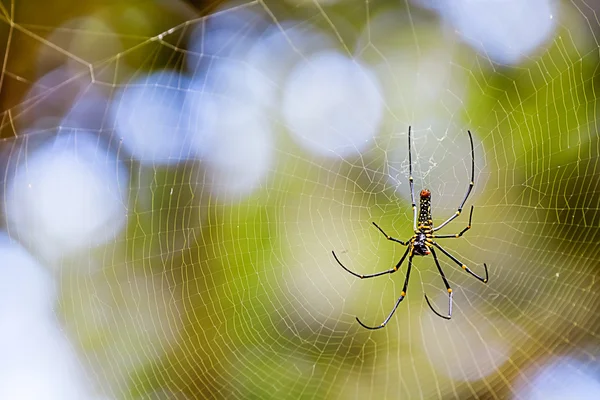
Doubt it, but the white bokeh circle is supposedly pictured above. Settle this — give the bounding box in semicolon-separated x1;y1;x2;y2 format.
186;62;274;199
5;131;128;261
282;50;384;158
441;0;556;65
110;70;194;166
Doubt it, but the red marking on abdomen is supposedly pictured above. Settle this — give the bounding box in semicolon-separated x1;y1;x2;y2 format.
420;189;431;198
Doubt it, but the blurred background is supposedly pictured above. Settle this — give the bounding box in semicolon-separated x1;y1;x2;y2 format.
0;0;598;398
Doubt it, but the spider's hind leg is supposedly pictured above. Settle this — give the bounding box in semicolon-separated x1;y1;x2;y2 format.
372;222;409;245
433;130;476;232
430;206;474;239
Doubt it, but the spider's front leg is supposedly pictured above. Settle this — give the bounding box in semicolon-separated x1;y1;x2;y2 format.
429;240;489;284
424;247;453;320
332;244;410;279
356;253;415;330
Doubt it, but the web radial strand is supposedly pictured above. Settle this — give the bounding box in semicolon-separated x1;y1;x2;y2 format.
0;0;598;399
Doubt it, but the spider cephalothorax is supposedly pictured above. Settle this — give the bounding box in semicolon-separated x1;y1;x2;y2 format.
332;126;489;330
412;233;430;256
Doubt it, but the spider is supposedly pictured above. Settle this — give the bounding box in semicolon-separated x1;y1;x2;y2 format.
332;126;489;330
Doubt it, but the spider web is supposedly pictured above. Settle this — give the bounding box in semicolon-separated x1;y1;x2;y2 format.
0;0;599;399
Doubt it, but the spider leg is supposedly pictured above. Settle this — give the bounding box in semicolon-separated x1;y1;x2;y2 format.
332;245;410;279
356;253;414;329
430;241;489;284
408;126;417;232
423;247;452;320
372;222;409;245
431;206;473;239
433;130;475;232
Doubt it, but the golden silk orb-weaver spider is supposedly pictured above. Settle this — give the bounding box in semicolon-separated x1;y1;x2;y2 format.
332;126;489;330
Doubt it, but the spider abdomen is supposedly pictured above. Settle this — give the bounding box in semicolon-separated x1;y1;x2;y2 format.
418;189;433;228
